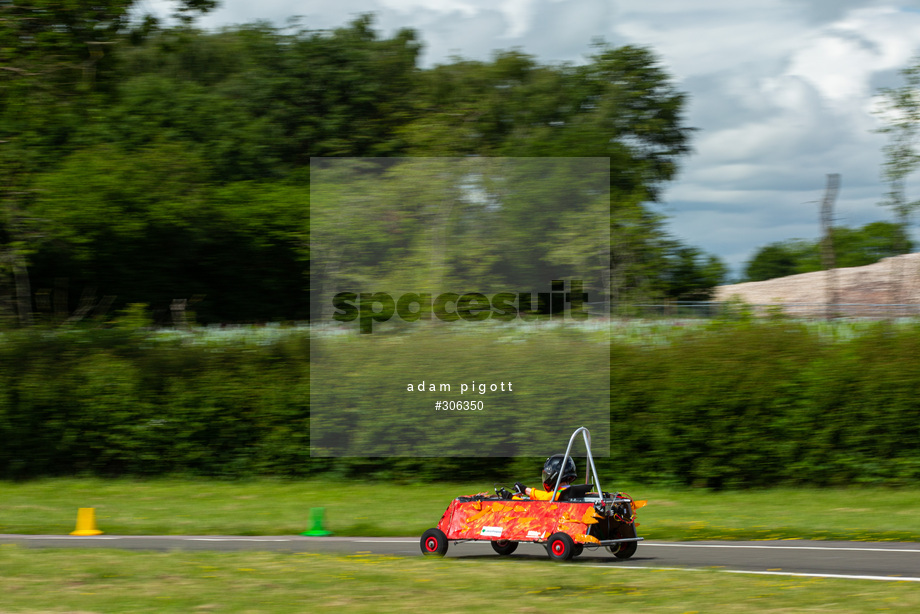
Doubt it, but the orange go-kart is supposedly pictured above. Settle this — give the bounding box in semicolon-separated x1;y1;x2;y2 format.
420;427;645;561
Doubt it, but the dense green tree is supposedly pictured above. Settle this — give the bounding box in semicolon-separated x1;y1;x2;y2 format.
399;44;693;303
28;143;307;323
4;11;706;324
92;17;421;180
743;222;911;282
0;0;218;154
0;0;217;325
830;222;912;268
744;243;807;282
401;44;691;199
6;15;418;323
660;246;727;300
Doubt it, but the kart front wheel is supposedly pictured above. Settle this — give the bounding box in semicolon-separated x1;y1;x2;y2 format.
571;543;584;557
545;532;575;562
420;528;449;557
491;539;519;556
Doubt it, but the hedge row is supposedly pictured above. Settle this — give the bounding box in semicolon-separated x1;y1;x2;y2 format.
609;320;920;487
0;329;311;478
2;322;920;486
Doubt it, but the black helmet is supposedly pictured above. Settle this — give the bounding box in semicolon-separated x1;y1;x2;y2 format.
542;454;577;490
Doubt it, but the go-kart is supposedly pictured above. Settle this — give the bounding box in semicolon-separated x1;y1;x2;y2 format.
420;427;645;561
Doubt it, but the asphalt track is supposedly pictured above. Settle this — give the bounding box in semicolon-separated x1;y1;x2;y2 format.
2;535;920;582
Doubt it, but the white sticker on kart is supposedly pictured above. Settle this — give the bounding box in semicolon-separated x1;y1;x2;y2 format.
527;530;546;539
480;526;503;537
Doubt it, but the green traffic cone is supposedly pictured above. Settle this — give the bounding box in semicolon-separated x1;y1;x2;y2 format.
301;507;333;536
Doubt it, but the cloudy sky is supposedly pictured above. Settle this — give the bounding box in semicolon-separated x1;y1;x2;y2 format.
144;0;920;277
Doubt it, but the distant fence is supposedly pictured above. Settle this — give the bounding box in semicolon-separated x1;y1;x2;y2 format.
621;302;920;320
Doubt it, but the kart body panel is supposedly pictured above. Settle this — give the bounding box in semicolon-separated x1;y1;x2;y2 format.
439;498;606;544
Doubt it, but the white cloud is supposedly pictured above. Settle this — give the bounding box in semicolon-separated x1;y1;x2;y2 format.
637;4;920;273
783;7;920;106
612;2;804;78
377;0;480;16
497;0;535;39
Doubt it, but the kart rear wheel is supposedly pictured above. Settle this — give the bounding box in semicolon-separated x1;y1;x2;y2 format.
420;528;449;557
610;541;637;559
545;532;575;562
606;524;638;559
490;539;518;556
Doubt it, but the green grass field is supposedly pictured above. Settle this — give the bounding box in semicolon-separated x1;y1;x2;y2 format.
1;547;919;613
2;478;920;541
4;479;920;612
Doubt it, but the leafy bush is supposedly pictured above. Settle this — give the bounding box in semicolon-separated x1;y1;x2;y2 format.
3;321;920;487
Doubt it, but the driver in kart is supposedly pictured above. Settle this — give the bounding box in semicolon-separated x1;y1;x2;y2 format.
514;454;577;501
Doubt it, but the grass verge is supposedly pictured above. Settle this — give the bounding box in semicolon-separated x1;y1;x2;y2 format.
1;546;919;613
1;479;920;541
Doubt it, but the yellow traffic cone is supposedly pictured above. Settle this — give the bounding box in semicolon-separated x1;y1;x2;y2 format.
70;507;103;536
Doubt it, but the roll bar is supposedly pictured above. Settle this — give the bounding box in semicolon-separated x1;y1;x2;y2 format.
550;426;603;501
